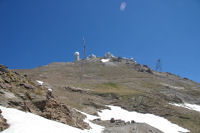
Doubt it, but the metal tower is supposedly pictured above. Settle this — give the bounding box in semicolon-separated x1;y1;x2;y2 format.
156;59;162;72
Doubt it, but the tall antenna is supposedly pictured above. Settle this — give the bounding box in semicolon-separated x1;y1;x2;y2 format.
83;37;86;58
156;59;162;72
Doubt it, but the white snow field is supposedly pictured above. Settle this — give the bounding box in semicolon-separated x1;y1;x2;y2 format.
0;105;190;133
170;103;200;113
98;106;189;133
100;59;110;63
0;106;103;133
0;106;84;133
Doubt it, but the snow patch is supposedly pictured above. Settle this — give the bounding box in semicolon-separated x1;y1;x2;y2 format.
98;105;189;133
170;103;200;113
36;80;52;91
0;106;103;133
0;105;190;133
0;106;86;133
48;88;52;92
161;83;185;90
36;80;43;86
101;59;110;63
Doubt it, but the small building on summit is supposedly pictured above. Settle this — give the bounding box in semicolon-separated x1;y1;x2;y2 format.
104;52;115;59
74;52;80;61
87;54;96;59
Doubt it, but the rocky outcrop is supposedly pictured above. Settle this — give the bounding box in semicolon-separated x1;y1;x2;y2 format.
0;109;8;131
93;119;162;133
37;98;89;129
103;123;163;133
0;64;89;131
134;64;153;74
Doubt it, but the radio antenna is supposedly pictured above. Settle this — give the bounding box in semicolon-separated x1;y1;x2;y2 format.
83;37;86;58
156;59;162;72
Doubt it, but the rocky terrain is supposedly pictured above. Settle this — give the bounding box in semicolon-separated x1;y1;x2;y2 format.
1;54;200;133
93;119;162;133
0;64;89;130
15;54;200;133
0;109;8;132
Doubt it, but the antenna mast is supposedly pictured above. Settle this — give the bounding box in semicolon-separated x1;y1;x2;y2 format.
156;59;162;72
83;37;86;58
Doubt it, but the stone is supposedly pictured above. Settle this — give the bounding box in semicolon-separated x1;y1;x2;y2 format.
131;120;135;123
110;118;115;123
0;78;3;83
0;83;11;89
4;78;11;83
21;83;36;90
18;93;26;100
32;99;47;112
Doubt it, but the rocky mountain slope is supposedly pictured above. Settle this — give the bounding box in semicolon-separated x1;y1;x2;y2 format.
1;54;200;133
15;55;200;133
0;64;89;131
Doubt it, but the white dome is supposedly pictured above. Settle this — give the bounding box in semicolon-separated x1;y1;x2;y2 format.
74;52;79;56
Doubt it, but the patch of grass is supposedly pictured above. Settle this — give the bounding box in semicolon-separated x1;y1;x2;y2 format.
70;103;83;110
71;82;145;96
33;87;44;95
95;82;119;89
186;90;200;97
121;92;144;101
92;82;145;96
141;80;162;89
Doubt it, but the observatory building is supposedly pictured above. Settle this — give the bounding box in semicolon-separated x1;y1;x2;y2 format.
74;52;80;61
104;52;115;59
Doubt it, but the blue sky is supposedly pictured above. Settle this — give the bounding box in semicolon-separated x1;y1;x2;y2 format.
0;0;200;82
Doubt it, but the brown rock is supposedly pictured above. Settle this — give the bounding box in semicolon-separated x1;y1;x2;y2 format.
0;83;11;89
0;109;9;131
23;83;36;90
110;118;115;123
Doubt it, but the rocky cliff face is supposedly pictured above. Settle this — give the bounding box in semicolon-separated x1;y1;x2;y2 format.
0;65;89;131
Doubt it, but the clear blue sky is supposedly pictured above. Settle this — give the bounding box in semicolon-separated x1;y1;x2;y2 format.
0;0;200;82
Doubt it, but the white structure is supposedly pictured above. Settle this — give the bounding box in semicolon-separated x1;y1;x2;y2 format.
88;54;96;59
104;52;115;59
74;52;80;61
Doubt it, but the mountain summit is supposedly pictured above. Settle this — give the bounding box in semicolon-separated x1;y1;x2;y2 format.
1;54;200;133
